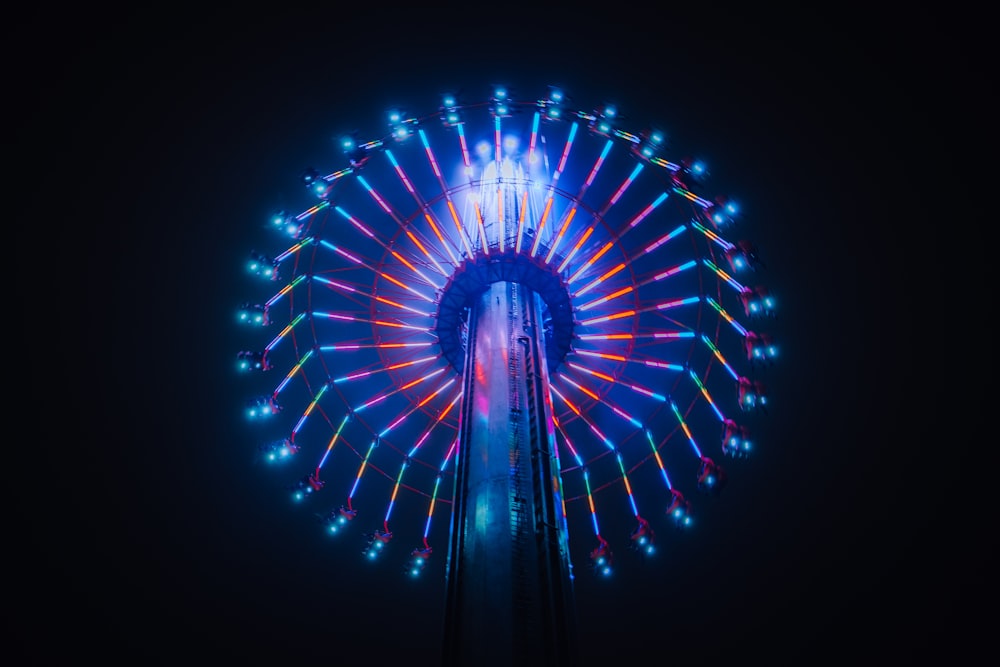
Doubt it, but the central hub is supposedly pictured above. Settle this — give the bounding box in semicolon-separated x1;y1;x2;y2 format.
435;248;575;375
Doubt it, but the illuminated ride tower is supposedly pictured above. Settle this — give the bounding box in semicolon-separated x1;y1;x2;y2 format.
437;139;579;667
236;85;777;667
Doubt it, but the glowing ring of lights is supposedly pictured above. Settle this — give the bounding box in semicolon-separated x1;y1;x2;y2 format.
236;86;780;578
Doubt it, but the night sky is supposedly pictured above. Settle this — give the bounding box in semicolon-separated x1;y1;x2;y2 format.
23;7;977;666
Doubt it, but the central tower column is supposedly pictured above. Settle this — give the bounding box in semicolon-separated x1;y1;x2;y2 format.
442;277;579;667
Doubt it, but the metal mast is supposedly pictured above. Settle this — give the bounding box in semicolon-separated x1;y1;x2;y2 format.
441;153;580;667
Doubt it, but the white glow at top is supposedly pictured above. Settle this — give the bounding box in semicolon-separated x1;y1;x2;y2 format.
503;134;519;155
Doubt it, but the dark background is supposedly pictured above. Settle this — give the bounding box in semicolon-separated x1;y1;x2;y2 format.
18;6;981;666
